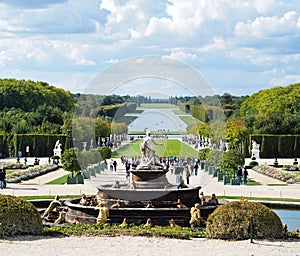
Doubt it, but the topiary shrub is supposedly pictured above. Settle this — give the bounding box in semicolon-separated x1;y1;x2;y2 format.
0;195;43;237
206;200;283;240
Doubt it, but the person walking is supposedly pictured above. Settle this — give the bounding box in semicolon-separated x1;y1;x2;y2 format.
0;169;5;189
2;168;6;188
185;167;191;185
113;160;117;172
243;167;249;185
237;166;243;185
109;159;114;171
194;162;199;176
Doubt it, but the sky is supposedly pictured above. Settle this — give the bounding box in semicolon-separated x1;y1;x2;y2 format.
1;0;300;97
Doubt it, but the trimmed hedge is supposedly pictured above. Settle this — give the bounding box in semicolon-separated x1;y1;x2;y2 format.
0;195;43;237
248;135;300;158
206;200;283;240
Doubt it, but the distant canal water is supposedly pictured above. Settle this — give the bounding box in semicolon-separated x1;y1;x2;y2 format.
272;208;300;231
128;108;188;132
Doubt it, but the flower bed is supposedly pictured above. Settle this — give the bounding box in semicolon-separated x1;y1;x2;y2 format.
4;162;28;169
253;165;300;184
6;164;59;183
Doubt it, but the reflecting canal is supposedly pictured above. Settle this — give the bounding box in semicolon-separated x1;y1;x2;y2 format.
272;208;300;231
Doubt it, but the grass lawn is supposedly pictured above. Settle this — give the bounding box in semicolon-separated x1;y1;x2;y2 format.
46;174;70;185
172;109;186;114
246;179;262;185
115;116;137;125
130;110;144;114
111;139;199;158
139;103;176;108
20;195;87;200
179;115;201;126
219;195;300;203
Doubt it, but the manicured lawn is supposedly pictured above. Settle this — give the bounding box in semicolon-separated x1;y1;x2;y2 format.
246;179;261;185
115;116;137;125
179;115;201;126
46;174;70;185
111;139;199;158
172;109;186;114
219;195;300;203
139;103;176;108
131;110;144;114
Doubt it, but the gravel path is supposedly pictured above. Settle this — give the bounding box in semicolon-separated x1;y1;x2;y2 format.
1;236;300;256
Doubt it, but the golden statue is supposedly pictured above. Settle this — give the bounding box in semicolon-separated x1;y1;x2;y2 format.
94;201;109;224
189;203;203;228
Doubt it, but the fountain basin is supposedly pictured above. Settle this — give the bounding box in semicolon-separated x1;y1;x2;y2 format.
64;197;219;226
97;184;201;206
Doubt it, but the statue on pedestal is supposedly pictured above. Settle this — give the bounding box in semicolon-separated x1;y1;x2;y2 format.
139;130;163;168
251;140;260;160
53;140;62;157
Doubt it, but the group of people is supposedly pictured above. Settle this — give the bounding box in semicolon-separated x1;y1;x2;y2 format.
236;166;249;185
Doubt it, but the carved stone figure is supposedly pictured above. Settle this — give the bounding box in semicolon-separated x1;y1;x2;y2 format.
53;140;62;157
251;140;260;160
139;130;163;166
41;195;61;219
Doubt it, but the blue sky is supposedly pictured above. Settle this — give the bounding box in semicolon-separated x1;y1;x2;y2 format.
1;0;300;97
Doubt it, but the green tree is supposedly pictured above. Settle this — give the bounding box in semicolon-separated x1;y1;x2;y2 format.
207;150;223;167
240;83;300;134
226;118;248;151
220;150;245;177
61;147;81;177
95;118;111;138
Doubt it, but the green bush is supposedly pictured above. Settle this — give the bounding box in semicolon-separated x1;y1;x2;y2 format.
198;148;211;161
0;195;43;237
220;149;245;177
206;200;283;240
207;149;223;166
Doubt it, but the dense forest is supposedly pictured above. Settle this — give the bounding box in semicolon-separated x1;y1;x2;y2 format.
0;79;74;135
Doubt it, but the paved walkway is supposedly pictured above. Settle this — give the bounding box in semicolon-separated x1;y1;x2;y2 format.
1;156;300;201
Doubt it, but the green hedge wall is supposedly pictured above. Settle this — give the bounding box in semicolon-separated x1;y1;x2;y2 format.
13;134;71;157
248;135;300;158
0;134;9;158
190;104;207;122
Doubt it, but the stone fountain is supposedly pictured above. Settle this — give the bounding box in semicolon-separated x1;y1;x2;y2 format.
65;132;217;226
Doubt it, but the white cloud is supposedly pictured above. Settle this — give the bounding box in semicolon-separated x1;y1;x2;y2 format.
235;11;300;38
169;51;197;61
0;0;300;96
270;75;300;87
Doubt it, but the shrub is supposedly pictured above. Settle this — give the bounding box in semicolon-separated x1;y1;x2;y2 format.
198;148;211;161
0;195;43;237
206;200;283;240
206;149;223;166
220;149;245;177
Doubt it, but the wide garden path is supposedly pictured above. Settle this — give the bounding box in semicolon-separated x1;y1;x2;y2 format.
1;153;300;201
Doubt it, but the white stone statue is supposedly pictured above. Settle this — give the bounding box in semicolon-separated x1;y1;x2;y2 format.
252;140;260;150
140;130;163;166
251;140;260;160
53;140;62;157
